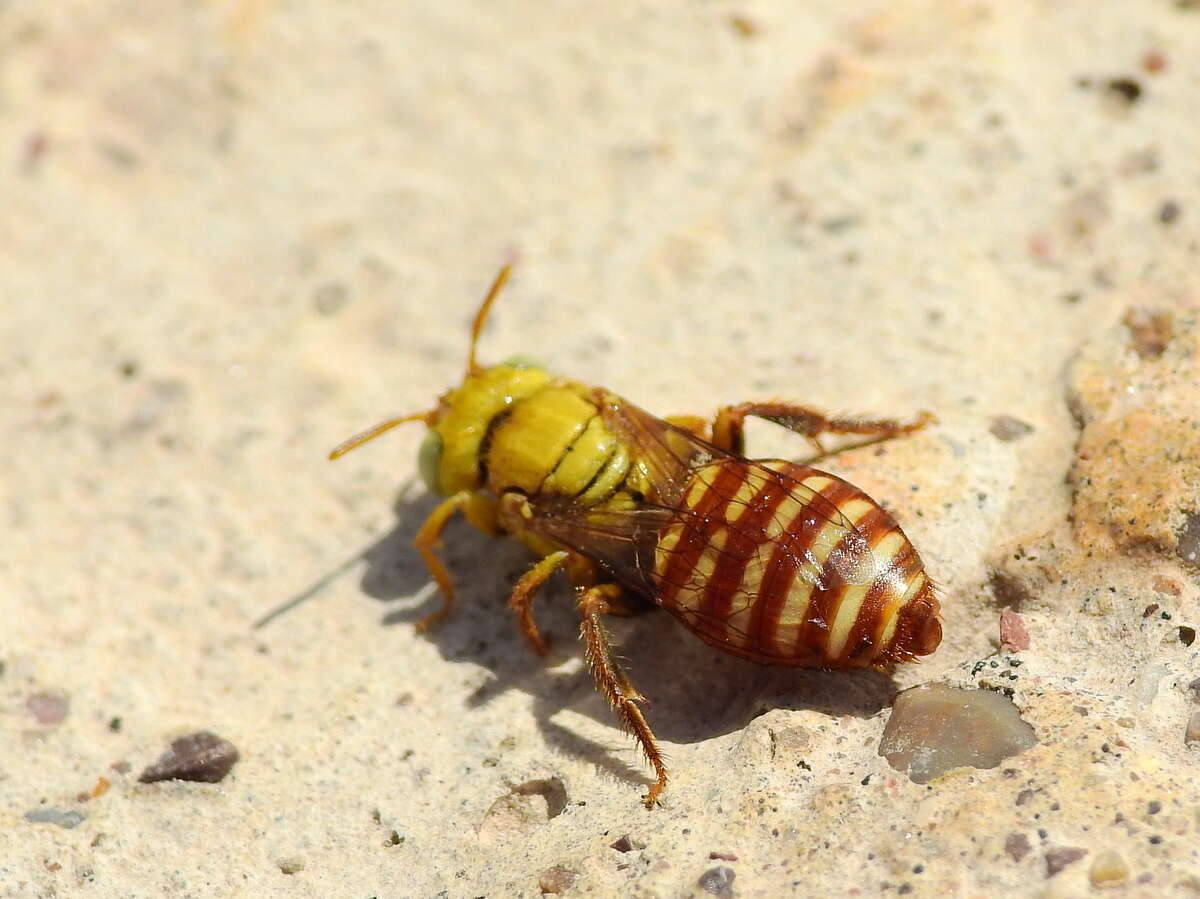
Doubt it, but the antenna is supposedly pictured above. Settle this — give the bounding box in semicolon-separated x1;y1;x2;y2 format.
466;265;513;374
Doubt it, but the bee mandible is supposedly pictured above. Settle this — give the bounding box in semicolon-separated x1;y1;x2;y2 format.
330;267;940;807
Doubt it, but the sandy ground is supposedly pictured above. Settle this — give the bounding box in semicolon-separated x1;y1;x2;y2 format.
3;1;1200;896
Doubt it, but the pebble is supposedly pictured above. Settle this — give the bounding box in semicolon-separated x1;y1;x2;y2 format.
1089;849;1130;886
1105;77;1143;105
879;685;1038;783
1045;846;1087;878
312;281;349;316
138;731;240;784
1178;514;1200;567
1188;678;1200;702
24;808;86;829
999;609;1030;652
697;865;736;897
26;691;69;726
1185;710;1200;744
1004;832;1031;862
538;865;576;894
478;778;568;843
1122;307;1174;359
277;857;305;875
989;415;1034;442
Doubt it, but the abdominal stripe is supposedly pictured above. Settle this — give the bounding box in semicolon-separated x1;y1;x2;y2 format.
655;461;748;608
695;467;797;637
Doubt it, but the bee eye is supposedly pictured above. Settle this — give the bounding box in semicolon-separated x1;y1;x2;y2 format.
418;431;444;494
501;354;545;370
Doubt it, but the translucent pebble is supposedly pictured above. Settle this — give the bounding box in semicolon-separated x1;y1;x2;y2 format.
1089;849;1130;886
24;808;86;829
878;684;1037;783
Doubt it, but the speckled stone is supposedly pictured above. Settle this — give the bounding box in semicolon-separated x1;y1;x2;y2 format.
879;685;1038;783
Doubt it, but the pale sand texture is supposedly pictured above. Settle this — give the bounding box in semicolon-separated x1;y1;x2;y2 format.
3;1;1200;896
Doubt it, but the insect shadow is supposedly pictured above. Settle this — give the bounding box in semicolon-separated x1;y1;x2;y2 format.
358;483;898;794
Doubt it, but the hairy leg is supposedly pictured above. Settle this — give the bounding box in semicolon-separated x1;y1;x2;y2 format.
507;551;570;655
711;401;935;456
578;584;669;808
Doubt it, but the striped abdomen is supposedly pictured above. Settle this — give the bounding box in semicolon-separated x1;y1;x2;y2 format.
651;458;941;669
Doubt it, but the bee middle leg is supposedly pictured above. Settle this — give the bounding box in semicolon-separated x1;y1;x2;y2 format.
578;584;669;809
711;402;935;456
509;549;631;653
507;550;571;655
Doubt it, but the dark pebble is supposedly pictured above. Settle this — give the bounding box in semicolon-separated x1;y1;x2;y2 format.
138;731;240;784
1177;514;1200;567
538;865;576;894
698;866;736;897
1045;847;1087;878
1106;78;1143;104
1005;832;1031;862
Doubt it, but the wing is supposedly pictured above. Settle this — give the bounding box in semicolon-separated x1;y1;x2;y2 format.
592;390;722;507
522;393;888;624
518;495;671;597
514;392;722;595
593;394;867;557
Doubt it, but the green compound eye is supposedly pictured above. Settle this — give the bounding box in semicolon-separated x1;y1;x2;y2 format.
501;354;545;370
417;431;444;494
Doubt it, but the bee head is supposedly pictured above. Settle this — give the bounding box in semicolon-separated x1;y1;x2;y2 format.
330;267;549;497
419;359;552;496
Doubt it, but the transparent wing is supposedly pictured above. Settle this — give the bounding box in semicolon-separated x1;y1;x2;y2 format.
524;394;884;608
518;497;671;596
515;391;716;593
593;391;720;506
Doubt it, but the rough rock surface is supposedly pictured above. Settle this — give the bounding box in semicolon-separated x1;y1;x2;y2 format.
4;1;1200;896
1069;312;1200;560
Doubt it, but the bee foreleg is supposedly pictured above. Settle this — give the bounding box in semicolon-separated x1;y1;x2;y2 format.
712;402;935;456
413;490;475;631
508;550;571;656
460;492;502;536
577;584;669;809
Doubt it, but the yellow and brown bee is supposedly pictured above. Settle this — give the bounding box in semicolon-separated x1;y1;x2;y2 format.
331;266;941;806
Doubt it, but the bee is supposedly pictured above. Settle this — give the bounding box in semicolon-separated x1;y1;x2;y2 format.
331;266;939;807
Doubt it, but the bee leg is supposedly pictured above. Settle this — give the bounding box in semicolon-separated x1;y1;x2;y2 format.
578;584;669;809
412;490;475;631
507;550;571;656
712;402;935;456
460;492;503;536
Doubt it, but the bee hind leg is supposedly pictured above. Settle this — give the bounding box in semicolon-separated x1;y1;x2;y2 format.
711;402;935;456
578;584;669;809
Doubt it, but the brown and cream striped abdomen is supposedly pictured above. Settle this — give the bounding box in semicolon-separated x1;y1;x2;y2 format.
651;458;941;669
